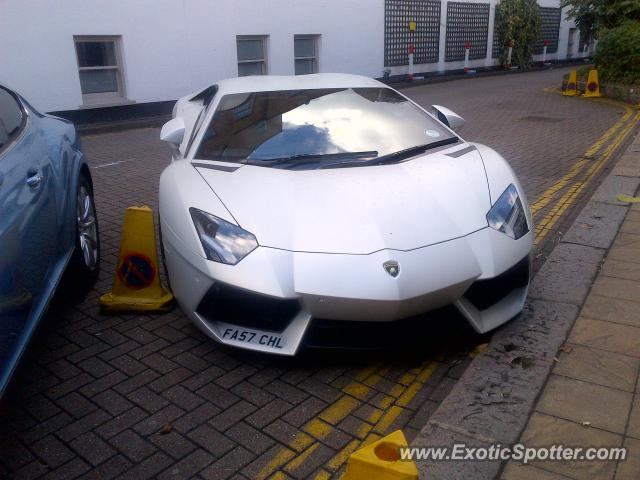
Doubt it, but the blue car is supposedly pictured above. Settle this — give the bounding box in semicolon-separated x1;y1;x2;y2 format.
0;84;100;397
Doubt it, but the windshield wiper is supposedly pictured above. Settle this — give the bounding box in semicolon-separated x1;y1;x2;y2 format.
247;151;379;168
368;138;459;166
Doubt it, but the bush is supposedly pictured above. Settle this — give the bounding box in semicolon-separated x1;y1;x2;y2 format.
594;21;640;84
495;0;540;69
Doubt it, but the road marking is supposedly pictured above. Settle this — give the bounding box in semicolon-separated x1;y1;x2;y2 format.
534;110;640;245
93;158;135;169
258;360;440;479
530;103;633;216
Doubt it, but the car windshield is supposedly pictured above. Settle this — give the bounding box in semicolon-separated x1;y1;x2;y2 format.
194;87;457;169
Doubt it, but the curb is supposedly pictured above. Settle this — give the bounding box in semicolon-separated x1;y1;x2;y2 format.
77;115;171;136
411;123;640;478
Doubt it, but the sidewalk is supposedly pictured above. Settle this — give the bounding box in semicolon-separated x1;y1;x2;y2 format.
502;167;640;478
412;128;640;480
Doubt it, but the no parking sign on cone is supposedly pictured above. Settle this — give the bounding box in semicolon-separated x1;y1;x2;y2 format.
100;206;173;312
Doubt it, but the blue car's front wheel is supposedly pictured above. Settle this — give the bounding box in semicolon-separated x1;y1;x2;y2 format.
69;172;100;286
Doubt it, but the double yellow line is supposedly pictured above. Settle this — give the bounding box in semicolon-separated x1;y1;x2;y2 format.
259;360;440;479
532;100;639;245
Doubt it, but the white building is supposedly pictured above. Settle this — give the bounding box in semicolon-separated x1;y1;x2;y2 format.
0;0;585;115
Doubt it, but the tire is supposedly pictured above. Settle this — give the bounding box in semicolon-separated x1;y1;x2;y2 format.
68;172;100;290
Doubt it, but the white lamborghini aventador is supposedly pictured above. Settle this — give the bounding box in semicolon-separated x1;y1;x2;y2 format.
158;74;533;355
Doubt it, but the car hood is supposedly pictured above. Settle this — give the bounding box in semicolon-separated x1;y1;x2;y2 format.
194;146;491;254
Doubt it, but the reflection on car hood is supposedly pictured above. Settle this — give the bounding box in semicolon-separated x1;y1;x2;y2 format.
195;146;491;254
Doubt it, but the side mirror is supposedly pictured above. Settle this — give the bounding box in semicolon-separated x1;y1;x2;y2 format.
160;117;186;146
431;105;465;132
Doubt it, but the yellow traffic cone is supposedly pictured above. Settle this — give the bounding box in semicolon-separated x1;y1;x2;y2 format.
100;206;174;312
563;70;578;96
584;69;601;97
343;430;418;480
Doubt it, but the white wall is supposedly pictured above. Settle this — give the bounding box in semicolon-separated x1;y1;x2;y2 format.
0;0;578;113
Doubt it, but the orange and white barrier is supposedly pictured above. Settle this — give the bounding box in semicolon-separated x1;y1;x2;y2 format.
408;43;414;82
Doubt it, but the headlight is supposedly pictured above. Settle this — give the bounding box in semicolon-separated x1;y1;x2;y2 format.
190;208;258;264
486;184;529;239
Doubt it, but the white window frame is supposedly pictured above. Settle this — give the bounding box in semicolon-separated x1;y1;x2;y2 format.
74;35;127;107
236;35;268;76
294;35;320;75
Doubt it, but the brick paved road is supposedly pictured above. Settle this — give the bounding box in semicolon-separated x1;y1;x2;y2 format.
0;67;625;480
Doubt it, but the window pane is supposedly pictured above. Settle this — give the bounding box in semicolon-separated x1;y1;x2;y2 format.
196;88;455;165
237;39;264;61
79;69;119;94
295;58;315;75
0;88;23;139
76;41;117;67
294;38;315;58
238;61;264;77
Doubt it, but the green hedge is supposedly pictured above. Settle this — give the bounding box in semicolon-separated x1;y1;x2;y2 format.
594;21;640;84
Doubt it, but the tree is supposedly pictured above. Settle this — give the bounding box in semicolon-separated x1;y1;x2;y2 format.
495;0;541;69
594;21;640;84
561;0;640;43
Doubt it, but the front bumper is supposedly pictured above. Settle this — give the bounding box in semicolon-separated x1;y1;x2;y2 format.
162;223;532;355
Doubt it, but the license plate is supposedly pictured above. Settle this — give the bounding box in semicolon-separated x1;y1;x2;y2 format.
220;327;286;350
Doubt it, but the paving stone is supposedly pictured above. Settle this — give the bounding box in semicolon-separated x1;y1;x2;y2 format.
119;451;173;480
57;409;112;442
226;422;275;455
32;435;74;469
570;317;640;357
80;454;132;480
43;457;91;480
109;429;156;462
69;431;117;466
263;420;314;452
591;275;640;303
188;424;235;457
537;375;632;434
501;462;571;480
200;446;254;480
281;397;327;428
620;220;640;235
24;394;62;422
529;243;604;305
520;412;622;480
284;442;334;480
580;294;640;328
245;399;294;429
196;383;240;409
96;407;148;439
133;405;185;436
626;395;640;440
157;450;213;480
231;381;276;407
607;244;640;264
553;343;639;392
615;436;640;480
172;402;222;434
590;175;640;206
242;444;295;480
561;202;628;249
150;431;197;460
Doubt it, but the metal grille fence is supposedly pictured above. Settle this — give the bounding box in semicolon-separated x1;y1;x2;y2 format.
445;2;490;62
384;0;441;66
534;6;561;54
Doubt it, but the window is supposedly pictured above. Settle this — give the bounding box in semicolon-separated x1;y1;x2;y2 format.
237;36;268;76
294;35;319;75
0;87;25;151
195;87;456;169
74;36;126;105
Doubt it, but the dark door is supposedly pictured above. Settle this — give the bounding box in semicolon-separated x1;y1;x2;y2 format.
0;86;57;394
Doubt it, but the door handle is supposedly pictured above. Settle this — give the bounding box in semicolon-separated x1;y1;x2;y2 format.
26;169;43;188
